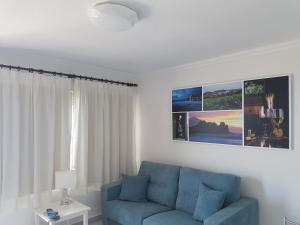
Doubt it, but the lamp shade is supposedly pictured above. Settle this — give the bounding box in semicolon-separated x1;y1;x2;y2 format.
55;171;76;189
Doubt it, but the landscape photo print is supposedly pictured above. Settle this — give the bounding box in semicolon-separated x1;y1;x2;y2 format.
172;87;202;112
203;82;243;111
188;111;243;146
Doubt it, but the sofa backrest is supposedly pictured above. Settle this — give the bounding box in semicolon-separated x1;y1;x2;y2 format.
138;161;180;208
176;167;241;215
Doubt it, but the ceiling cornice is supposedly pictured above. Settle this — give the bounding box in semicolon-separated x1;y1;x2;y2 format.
145;39;300;75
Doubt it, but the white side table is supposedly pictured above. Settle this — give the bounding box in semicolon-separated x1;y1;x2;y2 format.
34;200;91;225
284;217;300;225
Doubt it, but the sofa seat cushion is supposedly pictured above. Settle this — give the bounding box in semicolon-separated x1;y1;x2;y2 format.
138;161;180;208
105;200;171;225
143;210;203;225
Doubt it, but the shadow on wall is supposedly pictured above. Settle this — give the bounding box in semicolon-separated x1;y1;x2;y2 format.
242;176;287;225
72;190;101;218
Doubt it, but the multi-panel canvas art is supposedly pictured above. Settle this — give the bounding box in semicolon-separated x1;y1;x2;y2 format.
172;75;291;150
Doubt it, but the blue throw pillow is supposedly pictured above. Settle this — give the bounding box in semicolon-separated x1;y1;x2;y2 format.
119;175;149;202
193;183;226;222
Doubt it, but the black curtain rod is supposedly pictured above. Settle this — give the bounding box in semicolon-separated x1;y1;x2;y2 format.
0;63;138;87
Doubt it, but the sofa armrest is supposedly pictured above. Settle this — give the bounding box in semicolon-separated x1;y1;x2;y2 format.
101;180;122;202
101;180;122;225
204;197;259;225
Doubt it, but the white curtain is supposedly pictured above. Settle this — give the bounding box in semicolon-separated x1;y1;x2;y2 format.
72;80;136;193
0;69;72;211
0;68;137;210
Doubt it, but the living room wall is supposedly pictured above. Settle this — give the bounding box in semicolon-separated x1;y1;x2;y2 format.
137;40;300;225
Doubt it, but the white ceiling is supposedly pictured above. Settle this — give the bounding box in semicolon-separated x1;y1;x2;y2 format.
1;0;300;74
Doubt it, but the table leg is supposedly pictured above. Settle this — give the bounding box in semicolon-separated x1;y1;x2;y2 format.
35;214;39;225
83;211;88;225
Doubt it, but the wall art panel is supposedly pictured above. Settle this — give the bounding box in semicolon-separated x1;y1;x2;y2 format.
172;75;291;150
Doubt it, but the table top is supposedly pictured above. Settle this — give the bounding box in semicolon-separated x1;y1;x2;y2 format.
34;199;91;223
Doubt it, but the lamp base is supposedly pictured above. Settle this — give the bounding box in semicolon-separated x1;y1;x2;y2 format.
61;198;73;205
61;188;72;205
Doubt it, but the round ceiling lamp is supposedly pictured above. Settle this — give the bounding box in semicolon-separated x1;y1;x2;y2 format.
89;2;139;32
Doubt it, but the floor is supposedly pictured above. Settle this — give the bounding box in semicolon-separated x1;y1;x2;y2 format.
90;220;102;225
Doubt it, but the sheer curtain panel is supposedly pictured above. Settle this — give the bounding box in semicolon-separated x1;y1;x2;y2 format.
72;80;136;193
0;69;72;211
0;68;137;210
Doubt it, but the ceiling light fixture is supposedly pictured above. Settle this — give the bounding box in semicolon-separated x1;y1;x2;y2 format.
88;2;139;32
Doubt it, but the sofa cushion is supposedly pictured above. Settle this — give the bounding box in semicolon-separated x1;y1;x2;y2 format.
119;175;149;202
138;161;180;208
105;200;171;225
143;210;203;225
176;167;241;214
193;183;226;221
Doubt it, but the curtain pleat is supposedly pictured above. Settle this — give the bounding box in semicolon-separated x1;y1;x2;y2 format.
73;80;137;192
0;69;72;211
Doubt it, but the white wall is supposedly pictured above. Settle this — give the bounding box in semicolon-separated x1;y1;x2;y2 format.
0;47;138;83
137;41;300;225
0;47;138;225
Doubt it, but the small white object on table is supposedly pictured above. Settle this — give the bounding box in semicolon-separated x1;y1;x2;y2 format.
34;199;91;225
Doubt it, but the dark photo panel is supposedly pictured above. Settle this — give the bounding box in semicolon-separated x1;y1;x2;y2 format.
172;113;188;141
244;75;290;149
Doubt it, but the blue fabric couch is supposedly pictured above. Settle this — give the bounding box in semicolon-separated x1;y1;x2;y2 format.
101;161;259;225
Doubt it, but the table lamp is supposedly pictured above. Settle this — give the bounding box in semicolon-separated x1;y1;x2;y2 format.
55;171;76;205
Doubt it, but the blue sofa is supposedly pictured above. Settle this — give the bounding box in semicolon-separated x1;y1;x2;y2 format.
101;161;259;225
